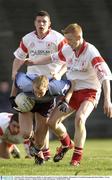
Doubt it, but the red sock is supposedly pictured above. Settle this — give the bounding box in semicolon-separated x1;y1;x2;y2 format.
60;134;71;147
42;148;51;160
71;147;83;162
24;139;30;145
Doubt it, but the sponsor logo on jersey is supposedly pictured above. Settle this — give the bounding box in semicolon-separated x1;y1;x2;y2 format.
30;50;50;56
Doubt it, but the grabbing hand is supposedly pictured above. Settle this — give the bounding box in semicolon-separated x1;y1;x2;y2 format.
57;100;69;113
50;72;61;80
24;58;34;65
9;96;17;108
9;96;21;112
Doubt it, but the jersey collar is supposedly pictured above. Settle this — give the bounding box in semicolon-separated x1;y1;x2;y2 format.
34;28;51;39
73;40;87;57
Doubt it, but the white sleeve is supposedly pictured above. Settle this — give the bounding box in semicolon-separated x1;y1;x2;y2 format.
51;45;72;63
92;57;112;84
0;113;12;135
14;37;28;61
14;48;27;60
88;44;112;83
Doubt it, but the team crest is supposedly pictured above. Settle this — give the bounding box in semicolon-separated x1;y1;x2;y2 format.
29;42;35;48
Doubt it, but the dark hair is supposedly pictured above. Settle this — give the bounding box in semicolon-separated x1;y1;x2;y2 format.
10;113;19;123
36;10;50;19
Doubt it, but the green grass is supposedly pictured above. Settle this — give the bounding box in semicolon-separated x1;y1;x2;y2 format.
0;139;112;176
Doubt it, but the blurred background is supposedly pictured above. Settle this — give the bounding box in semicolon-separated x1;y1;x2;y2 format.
0;0;112;138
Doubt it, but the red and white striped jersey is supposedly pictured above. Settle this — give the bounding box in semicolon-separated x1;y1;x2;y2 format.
14;30;66;78
0;113;23;144
51;41;112;92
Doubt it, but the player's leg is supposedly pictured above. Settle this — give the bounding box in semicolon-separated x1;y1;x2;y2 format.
30;100;55;165
48;107;74;162
33;112;49;164
19;112;33;139
18;112;34;158
34;112;49;149
42;130;51;160
10;144;21;158
48;107;74;136
70;100;94;166
0;141;10;158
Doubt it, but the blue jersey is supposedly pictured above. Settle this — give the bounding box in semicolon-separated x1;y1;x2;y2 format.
15;72;71;102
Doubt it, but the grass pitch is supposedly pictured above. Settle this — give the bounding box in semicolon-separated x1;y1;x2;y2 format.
0;139;112;176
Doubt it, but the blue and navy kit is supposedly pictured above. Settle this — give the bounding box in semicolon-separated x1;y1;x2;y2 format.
15;72;71;117
15;72;71;102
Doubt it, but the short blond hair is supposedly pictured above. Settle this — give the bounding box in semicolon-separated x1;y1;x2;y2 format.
33;75;49;89
62;23;82;35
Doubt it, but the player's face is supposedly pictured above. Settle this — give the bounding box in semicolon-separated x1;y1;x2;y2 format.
33;84;48;98
64;32;80;50
34;16;51;35
9;121;20;135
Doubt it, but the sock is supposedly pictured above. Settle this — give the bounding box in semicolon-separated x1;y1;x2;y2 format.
24;139;31;157
60;134;71;147
71;146;83;162
42;148;51;160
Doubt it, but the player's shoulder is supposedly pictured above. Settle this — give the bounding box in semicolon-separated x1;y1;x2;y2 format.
22;31;36;40
87;42;99;52
62;44;73;54
86;42;100;56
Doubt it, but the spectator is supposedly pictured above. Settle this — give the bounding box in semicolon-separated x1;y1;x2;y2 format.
0;81;12;112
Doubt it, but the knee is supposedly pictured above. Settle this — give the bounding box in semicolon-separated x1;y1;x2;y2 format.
75;114;85;130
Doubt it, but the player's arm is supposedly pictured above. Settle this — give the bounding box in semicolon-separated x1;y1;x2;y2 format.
51;64;67;80
102;80;112;118
25;55;52;66
25;46;69;69
12;58;25;80
92;56;112;118
57;80;75;113
65;80;75;104
9;80;18;109
25;45;70;67
10;81;18;97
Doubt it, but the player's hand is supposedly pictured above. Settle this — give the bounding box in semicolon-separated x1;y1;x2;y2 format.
9;96;21;112
57;100;69;113
103;100;112;118
24;58;34;65
13;107;22;113
50;72;61;80
9;96;17;108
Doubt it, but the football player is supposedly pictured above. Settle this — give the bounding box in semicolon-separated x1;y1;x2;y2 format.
25;23;112;166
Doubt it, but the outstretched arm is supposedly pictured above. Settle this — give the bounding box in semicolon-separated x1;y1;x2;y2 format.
25;55;52;66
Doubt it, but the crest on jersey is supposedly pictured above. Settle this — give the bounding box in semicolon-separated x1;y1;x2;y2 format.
46;42;56;53
29;42;35;48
